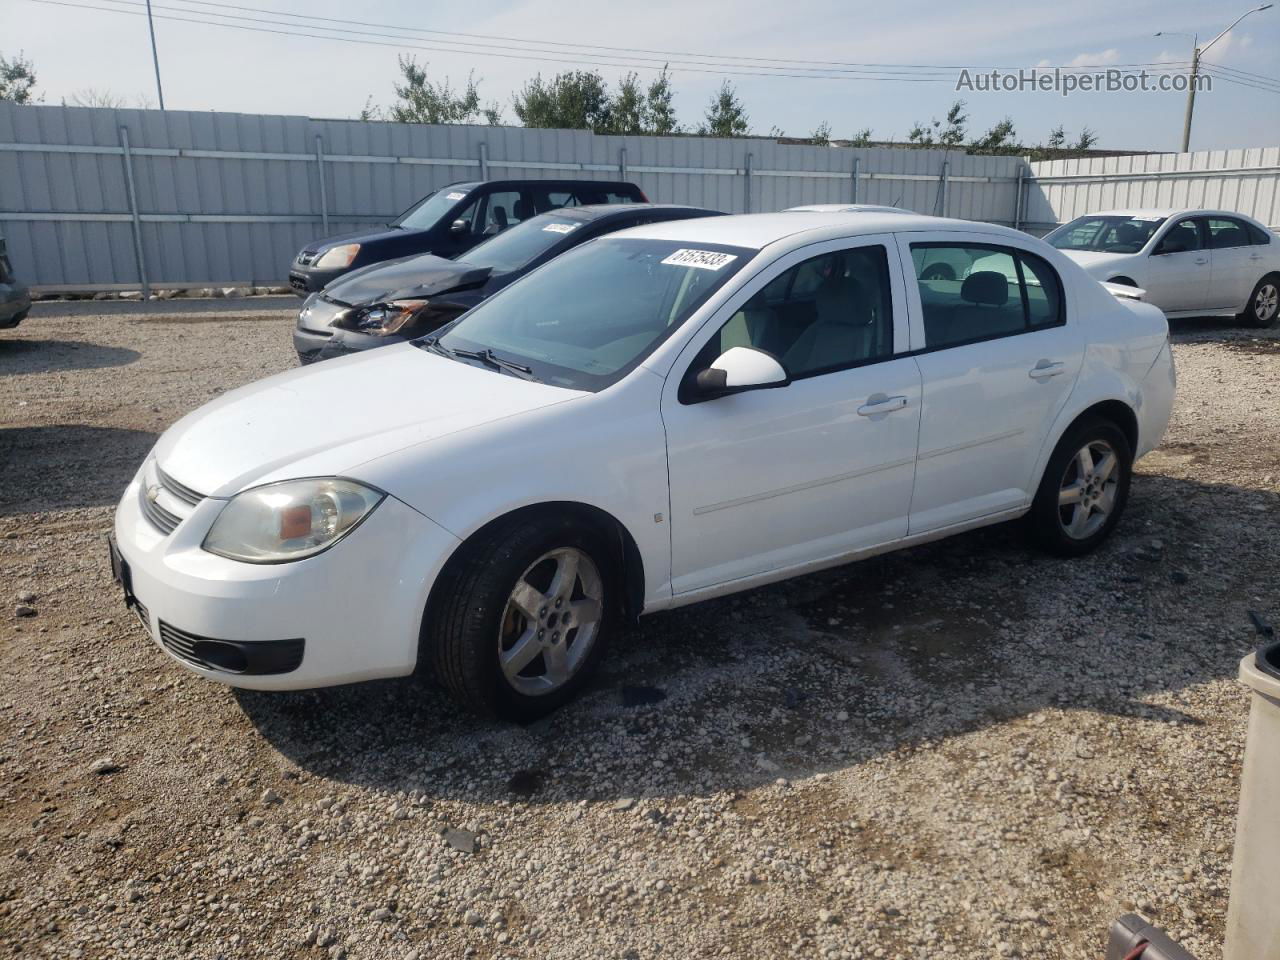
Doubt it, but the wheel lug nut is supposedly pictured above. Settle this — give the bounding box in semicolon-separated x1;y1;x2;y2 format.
555;598;563;608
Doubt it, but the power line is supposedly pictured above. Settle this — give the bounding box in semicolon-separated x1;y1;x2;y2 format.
1200;67;1280;94
1200;61;1280;86
146;0;1197;75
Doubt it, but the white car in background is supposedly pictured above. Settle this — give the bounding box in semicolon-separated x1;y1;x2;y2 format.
111;212;1174;720
786;203;912;215
1045;208;1280;327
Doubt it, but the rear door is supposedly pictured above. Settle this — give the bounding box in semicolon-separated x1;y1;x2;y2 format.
1145;217;1209;313
1204;216;1257;311
897;233;1083;533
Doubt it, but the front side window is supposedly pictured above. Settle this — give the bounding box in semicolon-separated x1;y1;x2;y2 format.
1154;219;1201;254
695;246;894;379
1206;217;1252;249
1047;215;1165;253
911;243;1064;349
434;239;752;391
392;185;477;231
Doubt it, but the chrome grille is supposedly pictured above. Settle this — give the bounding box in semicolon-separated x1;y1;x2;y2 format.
156;466;204;506
139;489;182;534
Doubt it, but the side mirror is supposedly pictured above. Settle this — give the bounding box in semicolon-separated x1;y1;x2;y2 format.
450;219;468;236
1154;238;1186;255
689;346;789;402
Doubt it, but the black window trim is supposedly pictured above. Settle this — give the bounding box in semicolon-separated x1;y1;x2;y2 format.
677;241;901;402
906;240;1067;355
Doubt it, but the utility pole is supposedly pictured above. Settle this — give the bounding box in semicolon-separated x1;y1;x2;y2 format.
1157;3;1272;153
146;0;165;110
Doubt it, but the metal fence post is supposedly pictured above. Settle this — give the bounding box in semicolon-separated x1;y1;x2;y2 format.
939;160;950;218
1014;168;1025;231
314;134;329;235
479;142;489;180
118;125;150;300
743;152;753;213
619;146;628;180
851;156;861;203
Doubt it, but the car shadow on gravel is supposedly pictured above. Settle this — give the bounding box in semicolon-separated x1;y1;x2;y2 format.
0;339;141;374
237;473;1278;807
0;425;157;515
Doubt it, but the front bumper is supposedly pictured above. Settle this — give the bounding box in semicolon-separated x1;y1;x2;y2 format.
113;469;461;690
288;264;349;296
0;283;30;328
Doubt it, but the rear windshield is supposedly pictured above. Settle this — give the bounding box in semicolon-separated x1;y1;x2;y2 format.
433;238;752;391
392;186;475;231
1046;215;1166;253
458;214;585;273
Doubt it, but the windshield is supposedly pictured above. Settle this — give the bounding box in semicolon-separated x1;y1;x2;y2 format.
1047;215;1166;253
458;214;584;273
432;238;753;391
392;185;476;230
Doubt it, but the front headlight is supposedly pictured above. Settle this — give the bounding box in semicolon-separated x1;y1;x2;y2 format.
202;478;385;563
313;244;360;269
335;299;429;336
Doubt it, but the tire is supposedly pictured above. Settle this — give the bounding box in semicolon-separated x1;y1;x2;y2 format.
423;514;618;721
1239;274;1280;328
920;263;955;282
1027;417;1133;557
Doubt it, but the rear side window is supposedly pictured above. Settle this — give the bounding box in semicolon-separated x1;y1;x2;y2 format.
1247;222;1274;245
1206;217;1253;250
911;243;1064;349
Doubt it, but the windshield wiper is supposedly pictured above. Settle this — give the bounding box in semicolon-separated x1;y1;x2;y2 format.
416;338;539;381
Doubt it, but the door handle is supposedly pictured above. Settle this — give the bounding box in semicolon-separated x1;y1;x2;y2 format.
1029;360;1065;380
857;394;908;416
1194;257;1208;265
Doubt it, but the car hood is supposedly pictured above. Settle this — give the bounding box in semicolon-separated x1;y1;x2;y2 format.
154;344;583;497
304;226;410;255
1057;250;1135;273
323;254;492;306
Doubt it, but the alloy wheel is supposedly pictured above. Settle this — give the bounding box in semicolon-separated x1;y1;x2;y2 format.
1057;439;1119;540
497;547;604;696
1256;283;1278;324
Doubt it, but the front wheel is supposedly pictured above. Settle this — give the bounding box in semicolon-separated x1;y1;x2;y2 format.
1240;275;1279;328
424;515;617;721
1027;418;1133;557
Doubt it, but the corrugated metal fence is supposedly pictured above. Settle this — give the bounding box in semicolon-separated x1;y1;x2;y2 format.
0;102;1024;293
1023;147;1280;236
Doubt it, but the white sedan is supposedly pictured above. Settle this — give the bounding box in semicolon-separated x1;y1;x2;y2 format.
1045;208;1280;327
112;212;1174;720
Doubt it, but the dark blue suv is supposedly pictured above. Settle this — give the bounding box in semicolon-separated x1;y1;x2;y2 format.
288;179;647;295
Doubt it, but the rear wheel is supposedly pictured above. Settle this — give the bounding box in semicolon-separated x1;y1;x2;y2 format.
424;515;617;721
1027;418;1133;556
1240;275;1279;328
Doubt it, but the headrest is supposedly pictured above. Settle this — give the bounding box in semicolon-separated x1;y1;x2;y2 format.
514;198;533;220
816;272;864;324
961;271;1009;306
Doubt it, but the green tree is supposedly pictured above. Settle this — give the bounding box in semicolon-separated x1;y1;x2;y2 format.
970;117;1019;153
1047;124;1067;149
1074;126;1099;150
644;66;679;135
906;121;933;145
611;72;646;134
810;120;832;146
849;128;873;146
699;81;749;138
0;51;38;104
388;57;500;125
938;100;968;146
513;70;614;132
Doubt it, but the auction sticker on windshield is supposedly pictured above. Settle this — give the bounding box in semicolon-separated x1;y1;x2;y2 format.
542;223;578;234
661;249;739;270
446;192;467;201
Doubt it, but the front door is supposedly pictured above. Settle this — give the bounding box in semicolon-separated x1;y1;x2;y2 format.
662;237;921;596
898;234;1084;533
1145;217;1210;314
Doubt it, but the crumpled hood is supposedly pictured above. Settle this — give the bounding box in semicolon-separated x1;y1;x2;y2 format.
324;254;491;306
154;344;581;498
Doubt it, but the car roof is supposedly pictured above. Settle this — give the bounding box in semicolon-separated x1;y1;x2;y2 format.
1084;208;1258;221
784;204;912;214
545;203;716;223
443;179;640;191
614;211;1030;250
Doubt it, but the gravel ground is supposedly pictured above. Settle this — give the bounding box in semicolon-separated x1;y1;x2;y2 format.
2;303;1278;960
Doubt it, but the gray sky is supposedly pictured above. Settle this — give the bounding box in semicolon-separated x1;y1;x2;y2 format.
7;0;1279;151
